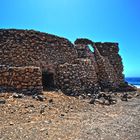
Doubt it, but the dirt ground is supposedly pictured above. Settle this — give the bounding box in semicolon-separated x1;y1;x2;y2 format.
0;90;140;140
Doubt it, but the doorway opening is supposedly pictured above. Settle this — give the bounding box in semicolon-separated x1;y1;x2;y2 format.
42;71;56;91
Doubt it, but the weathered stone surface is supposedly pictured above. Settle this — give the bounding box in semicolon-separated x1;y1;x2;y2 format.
95;42;124;84
56;60;98;96
75;39;121;90
0;29;134;95
0;99;6;104
0;29;77;71
0;66;43;94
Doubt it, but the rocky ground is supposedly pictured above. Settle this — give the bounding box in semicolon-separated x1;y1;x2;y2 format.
0;90;140;140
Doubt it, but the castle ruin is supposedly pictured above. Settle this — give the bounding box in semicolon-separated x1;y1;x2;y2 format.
0;29;133;95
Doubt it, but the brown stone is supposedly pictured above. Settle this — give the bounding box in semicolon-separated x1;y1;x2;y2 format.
0;29;133;95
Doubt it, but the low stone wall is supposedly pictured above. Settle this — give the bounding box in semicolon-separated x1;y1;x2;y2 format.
0;66;43;94
56;58;98;96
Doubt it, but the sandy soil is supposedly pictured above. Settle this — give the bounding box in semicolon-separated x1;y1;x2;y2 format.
0;91;140;140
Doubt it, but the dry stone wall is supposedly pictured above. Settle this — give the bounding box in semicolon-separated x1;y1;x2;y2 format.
94;48;119;90
95;42;124;84
75;39;123;90
0;29;129;95
0;65;42;94
0;29;77;71
0;29;77;94
75;44;99;74
56;58;98;96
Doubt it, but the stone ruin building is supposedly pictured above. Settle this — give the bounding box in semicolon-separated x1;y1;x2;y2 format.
0;29;134;96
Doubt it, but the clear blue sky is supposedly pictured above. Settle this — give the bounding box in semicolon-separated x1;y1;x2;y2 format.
0;0;140;77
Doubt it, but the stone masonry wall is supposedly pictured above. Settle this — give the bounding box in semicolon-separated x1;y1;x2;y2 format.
0;29;128;95
0;29;77;72
94;47;119;90
75;44;99;74
0;65;42;94
75;39;122;90
95;42;124;84
56;58;98;96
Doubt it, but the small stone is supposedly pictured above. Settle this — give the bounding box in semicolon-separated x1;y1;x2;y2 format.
95;98;105;105
135;92;140;97
87;93;91;97
40;108;45;114
104;100;110;105
48;99;53;103
40;104;47;114
9;122;14;125
13;93;24;98
32;94;37;99
89;98;95;104
127;94;133;99
25;104;35;108
44;120;52;124
33;95;46;101
121;93;128;101
37;95;46;101
60;114;65;117
58;89;62;93
78;95;84;100
0;99;6;104
40;128;48;132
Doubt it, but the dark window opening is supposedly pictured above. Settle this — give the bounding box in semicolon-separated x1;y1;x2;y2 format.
42;71;56;91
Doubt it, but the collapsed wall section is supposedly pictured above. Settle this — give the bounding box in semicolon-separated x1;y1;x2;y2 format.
74;39;123;90
95;42;124;84
0;66;43;94
94;52;119;90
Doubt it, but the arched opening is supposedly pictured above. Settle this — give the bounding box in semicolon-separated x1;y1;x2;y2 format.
87;44;95;53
